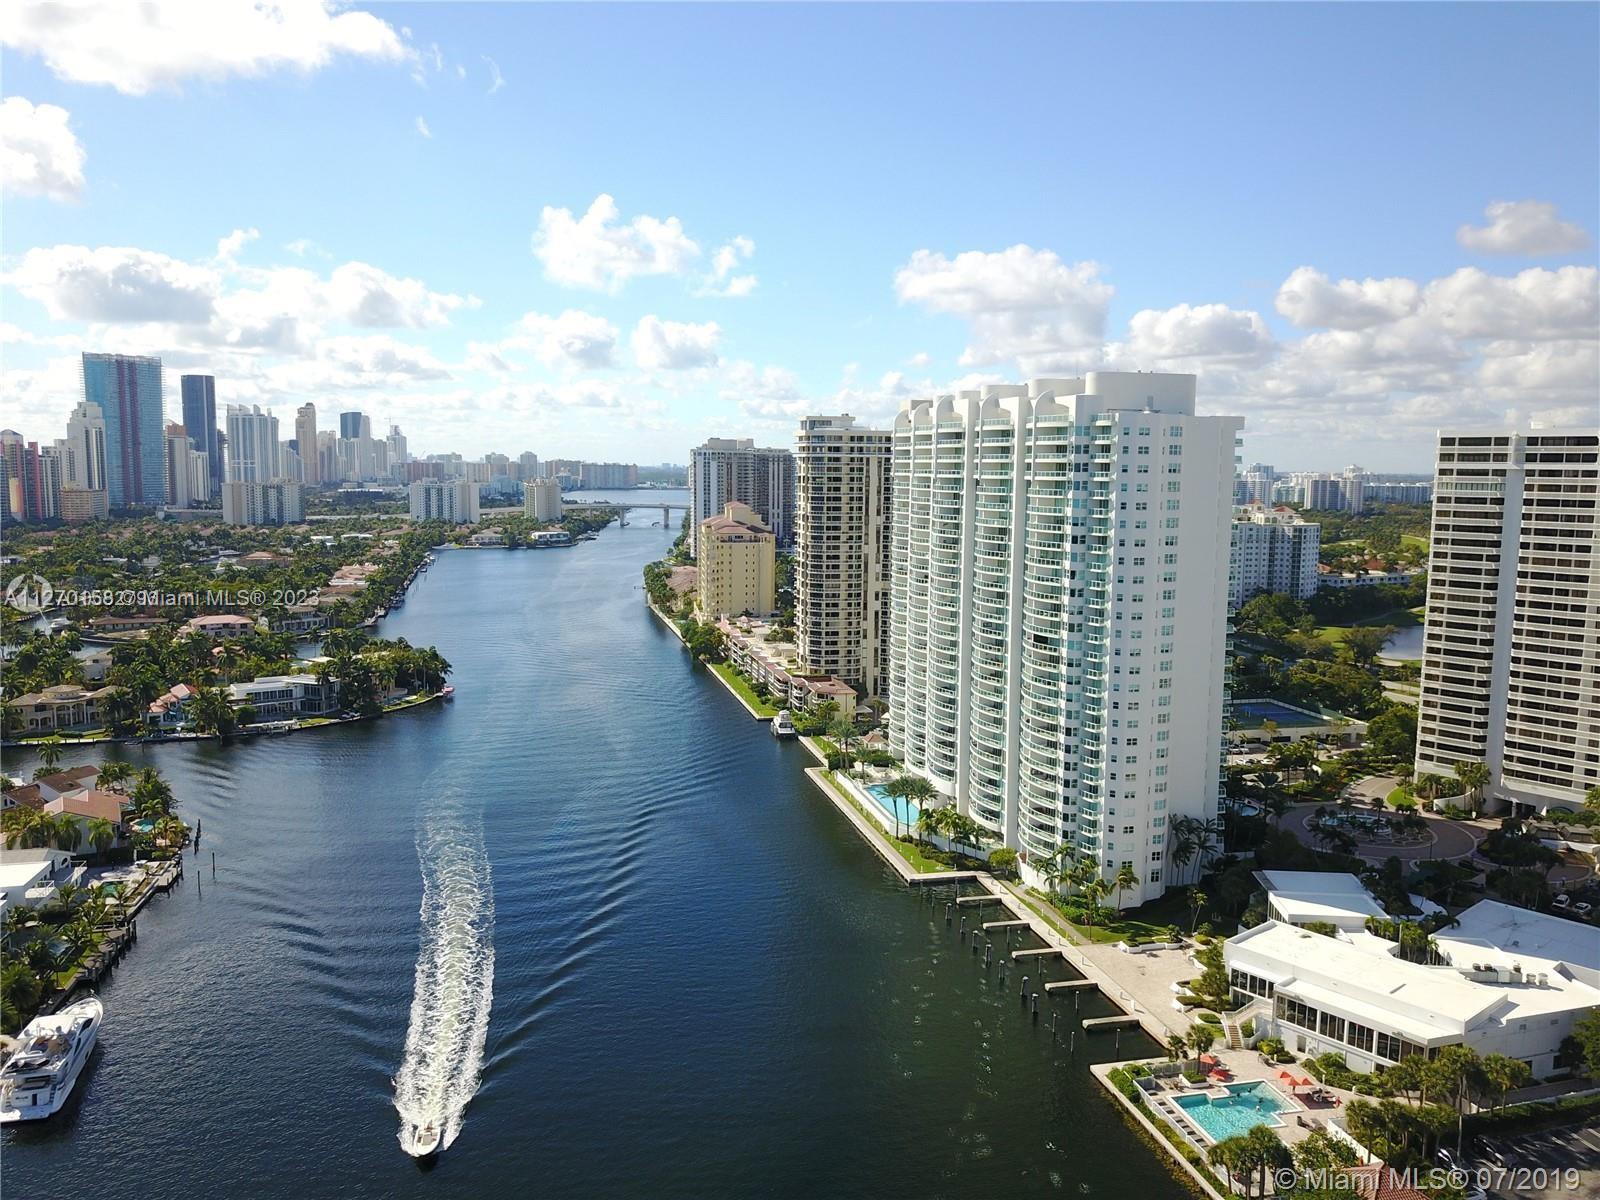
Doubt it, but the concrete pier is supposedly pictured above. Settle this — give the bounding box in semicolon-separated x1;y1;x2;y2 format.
1011;947;1066;960
982;919;1029;932
1082;1015;1142;1031
1045;979;1098;994
955;894;1004;907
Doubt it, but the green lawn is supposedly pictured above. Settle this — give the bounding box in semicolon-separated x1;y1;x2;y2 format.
1033;886;1222;945
709;661;779;717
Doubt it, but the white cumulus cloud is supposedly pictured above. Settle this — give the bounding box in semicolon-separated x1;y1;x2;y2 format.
415;116;432;139
1;0;412;96
631;315;720;370
894;245;1113;372
534;194;701;293
0;96;86;201
512;310;619;369
1274;266;1421;330
697;236;757;298
1457;199;1591;257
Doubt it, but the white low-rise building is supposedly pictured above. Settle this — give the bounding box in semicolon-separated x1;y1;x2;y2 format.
1226;898;1600;1077
1255;870;1389;931
229;674;339;719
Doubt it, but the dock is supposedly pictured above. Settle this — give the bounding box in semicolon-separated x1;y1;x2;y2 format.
1011;947;1066;960
982;919;1030;933
955;894;1004;907
1082;1015;1142;1031
1045;979;1099;993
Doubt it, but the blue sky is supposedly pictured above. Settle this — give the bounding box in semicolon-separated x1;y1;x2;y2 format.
3;1;1596;469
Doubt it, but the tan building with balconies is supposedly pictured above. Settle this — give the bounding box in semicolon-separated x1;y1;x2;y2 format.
696;501;776;618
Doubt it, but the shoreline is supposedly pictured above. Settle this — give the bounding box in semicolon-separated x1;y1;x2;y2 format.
3;690;446;751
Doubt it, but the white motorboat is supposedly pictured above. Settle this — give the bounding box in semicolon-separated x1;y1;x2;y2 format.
401;1120;442;1159
771;709;797;739
0;996;102;1122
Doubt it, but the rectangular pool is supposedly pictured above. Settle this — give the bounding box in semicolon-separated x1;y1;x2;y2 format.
1174;1081;1289;1141
866;783;920;827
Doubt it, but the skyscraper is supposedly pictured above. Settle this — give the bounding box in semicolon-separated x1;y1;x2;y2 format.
688;438;794;556
82;352;164;508
64;401;107;492
887;373;1240;909
1;431;44;523
795;415;893;698
180;375;221;496
340;410;370;440
1415;430;1599;814
296;403;320;484
224;404;281;482
164;423;195;508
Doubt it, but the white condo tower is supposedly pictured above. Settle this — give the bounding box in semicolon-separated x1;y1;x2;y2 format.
887;372;1241;908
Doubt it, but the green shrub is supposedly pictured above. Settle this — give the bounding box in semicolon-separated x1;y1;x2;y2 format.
1198;1011;1222;1026
1240;1019;1256;1039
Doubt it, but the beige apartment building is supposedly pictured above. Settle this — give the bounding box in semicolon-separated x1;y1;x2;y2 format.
697;502;776;617
795;415;893;700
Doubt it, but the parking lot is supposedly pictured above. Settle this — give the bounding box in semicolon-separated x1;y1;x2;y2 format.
1479;1122;1600;1199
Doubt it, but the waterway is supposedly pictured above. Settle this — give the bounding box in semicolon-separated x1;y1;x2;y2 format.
3;503;1183;1199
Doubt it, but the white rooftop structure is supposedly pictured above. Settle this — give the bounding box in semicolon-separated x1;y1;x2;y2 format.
1256;870;1388;930
1226;901;1600;1077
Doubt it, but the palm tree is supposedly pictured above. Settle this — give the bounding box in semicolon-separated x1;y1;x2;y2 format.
96;760;135;791
1112;864;1138;911
1187;887;1208;934
901;777;936;829
1415;772;1447;808
33;735;66;773
1164;1033;1189;1063
1;961;44;1033
85;817;117;859
131;767;176;818
1454;761;1491;816
881;776;912;840
826;717;858;775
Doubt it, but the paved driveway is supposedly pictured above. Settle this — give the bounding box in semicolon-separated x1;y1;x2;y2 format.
1281;803;1485;864
1478;1122;1599;1199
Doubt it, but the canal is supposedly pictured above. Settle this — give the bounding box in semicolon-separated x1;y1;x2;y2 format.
3;510;1185;1199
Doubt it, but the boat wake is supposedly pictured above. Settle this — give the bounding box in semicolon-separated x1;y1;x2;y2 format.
393;802;494;1155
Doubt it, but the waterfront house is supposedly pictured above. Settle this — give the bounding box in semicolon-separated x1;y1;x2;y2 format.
32;766;102;803
229;674;339;719
717;618;858;718
1225;899;1600;1077
0;849;76;912
4;684;120;733
42;790;129;853
267;605;330;635
85;615;168;635
182;614;258;640
146;683;198;730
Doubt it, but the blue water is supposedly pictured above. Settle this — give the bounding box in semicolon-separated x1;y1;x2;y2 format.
867;783;921;827
1176;1081;1288;1140
3;517;1174;1199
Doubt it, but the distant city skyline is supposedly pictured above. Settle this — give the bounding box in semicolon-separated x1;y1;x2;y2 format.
2;2;1596;471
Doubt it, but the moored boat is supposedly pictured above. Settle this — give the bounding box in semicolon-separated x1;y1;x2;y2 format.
771;709;797;739
440;685;455;700
0;996;102;1122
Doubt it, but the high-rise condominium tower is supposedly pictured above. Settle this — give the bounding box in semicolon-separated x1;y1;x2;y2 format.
295;403;320;484
224;405;281;483
688;438;794;557
887;373;1240;909
82;352;164;508
1415;430;1598;813
180;375;221;495
795;415;893;698
63;400;107;492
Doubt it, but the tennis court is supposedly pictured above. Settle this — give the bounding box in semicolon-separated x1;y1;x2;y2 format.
1232;699;1325;727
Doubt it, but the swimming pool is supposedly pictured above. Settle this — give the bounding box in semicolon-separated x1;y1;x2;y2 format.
866;784;920;827
1174;1081;1289;1141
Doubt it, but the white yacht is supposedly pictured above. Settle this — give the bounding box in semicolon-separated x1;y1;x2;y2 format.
771;709;797;739
0;996;102;1122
